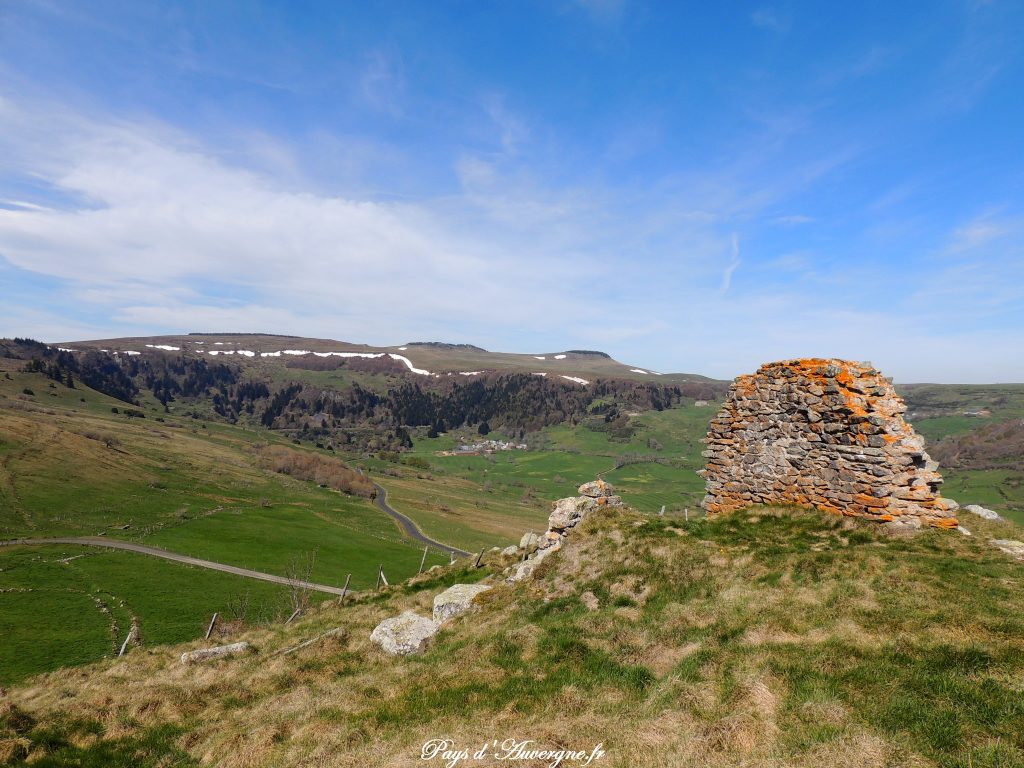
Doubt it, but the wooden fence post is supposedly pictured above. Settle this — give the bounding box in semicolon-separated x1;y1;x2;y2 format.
205;612;218;640
286;608;301;624
339;573;351;604
375;564;383;591
379;567;389;587
418;545;429;575
118;627;136;658
474;547;485;568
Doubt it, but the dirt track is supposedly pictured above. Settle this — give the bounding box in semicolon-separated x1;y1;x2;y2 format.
0;537;349;595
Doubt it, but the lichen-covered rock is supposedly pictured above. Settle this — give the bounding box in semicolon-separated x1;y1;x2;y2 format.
519;531;537;549
180;642;251;664
578;480;614;498
702;359;958;529
501;545;519;556
549;496;596;530
370;611;439;656
432;583;493;623
964;504;1002;521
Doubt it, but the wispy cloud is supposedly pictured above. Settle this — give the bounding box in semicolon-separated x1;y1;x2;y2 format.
751;7;789;33
719;233;741;294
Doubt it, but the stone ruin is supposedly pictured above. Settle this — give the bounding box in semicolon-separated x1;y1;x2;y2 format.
507;479;623;581
700;358;959;529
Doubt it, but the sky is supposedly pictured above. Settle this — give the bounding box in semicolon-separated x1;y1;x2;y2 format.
1;1;1022;382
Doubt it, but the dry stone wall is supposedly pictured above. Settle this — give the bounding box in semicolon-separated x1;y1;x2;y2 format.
700;359;959;528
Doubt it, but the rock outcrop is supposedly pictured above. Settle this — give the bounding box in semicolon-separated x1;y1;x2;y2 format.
508;480;622;582
432;583;492;623
964;504;1002;521
180;641;252;664
700;359;959;529
369;611;440;656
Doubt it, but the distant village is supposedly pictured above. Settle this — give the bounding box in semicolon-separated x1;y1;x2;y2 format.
436;439;529;456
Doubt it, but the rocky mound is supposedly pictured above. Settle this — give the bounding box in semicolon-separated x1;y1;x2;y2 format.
700;359;959;528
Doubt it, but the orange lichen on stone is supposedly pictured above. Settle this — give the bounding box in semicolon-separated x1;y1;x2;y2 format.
701;358;958;530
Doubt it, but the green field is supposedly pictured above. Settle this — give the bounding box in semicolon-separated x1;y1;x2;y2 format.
0;544;301;684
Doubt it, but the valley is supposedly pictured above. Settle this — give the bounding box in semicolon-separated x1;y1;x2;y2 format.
1;336;1022;690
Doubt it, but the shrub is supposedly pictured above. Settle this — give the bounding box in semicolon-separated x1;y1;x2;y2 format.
257;445;375;498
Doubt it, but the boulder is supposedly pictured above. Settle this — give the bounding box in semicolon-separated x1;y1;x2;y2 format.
501;545;519;557
964;504;1002;521
180;641;251;664
432;583;493;623
519;531;537;549
578;480;613;498
370;611;440;656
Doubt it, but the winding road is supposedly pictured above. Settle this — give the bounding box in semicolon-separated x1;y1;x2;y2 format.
372;482;471;557
0;537;350;596
1;481;469;592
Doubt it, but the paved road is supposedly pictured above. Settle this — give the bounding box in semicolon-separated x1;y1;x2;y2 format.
372;482;471;557
0;537;349;596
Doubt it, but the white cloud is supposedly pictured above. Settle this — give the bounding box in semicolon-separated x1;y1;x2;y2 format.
719;233;741;294
751;8;789;32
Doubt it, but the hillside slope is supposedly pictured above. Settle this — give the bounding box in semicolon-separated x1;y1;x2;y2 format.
3;506;1023;767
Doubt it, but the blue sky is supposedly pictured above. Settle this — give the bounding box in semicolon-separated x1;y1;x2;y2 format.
1;1;1022;382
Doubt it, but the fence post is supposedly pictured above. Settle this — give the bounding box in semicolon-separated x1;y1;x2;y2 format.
449;550;455;564
379;567;389;587
339;573;351;604
286;608;301;624
118;627;136;658
685;507;689;522
375;564;383;591
418;545;429;575
522;531;534;561
474;547;485;568
659;505;665;517
205;612;218;640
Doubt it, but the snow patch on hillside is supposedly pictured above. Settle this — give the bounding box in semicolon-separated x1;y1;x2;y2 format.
388;353;430;375
145;344;180;351
554;354;566;360
313;352;384;359
260;351;281;357
629;368;649;374
533;356;546;360
560;375;589;385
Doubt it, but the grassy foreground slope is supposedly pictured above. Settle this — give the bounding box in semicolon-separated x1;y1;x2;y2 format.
3;506;1022;767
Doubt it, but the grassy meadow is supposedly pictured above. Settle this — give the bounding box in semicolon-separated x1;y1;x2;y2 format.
3;506;1022;767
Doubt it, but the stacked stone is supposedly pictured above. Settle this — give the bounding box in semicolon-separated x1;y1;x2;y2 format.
508;480;622;582
537;479;623;550
700;359;959;529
